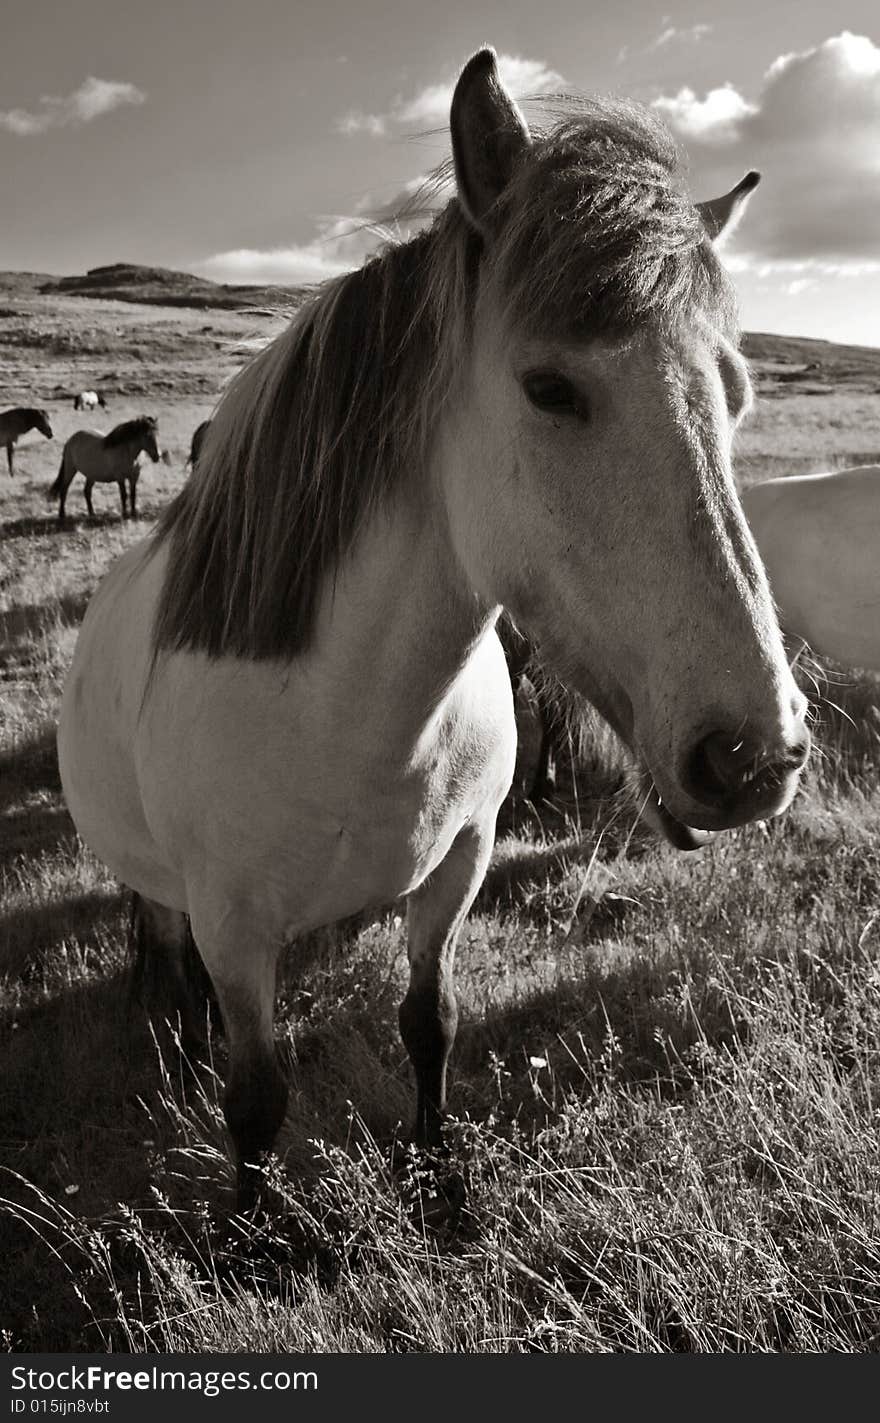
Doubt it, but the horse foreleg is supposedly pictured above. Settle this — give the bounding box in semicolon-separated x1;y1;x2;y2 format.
84;479;95;519
129;471;139;519
118;480;128;519
400;818;495;1147
188;899;287;1213
6;441;14;476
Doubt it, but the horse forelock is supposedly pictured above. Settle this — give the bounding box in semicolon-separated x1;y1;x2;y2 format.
487;101;738;342
151;97;735;664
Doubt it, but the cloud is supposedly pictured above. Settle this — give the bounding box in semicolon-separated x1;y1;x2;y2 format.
196;171;455;287
654;83;756;141
0;75;145;136
336;52;564;136
653;31;880;266
335;110;387;137
197;215;389;286
651;23;713;49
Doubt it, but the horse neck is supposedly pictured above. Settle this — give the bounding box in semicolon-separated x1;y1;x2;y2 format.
115;433;141;460
311;470;498;749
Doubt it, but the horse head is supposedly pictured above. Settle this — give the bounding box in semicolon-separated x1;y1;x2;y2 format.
440;49;809;845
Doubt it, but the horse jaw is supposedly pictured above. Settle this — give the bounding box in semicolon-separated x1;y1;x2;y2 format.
638;777;716;851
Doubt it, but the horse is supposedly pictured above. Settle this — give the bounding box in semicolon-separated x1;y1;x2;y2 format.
741;465;880;672
73;391;108;412
497;619;570;802
48;417;160;522
0;406;53;476
187;419;212;472
57;50;810;1211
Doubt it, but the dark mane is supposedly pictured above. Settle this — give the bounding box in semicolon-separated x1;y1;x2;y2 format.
104;416;156;448
151;100;736;664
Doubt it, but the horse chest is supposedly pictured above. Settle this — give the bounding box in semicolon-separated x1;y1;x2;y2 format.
144;645;516;933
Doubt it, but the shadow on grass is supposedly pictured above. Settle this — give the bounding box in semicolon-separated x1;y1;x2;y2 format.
0;509;145;539
0;805;75;873
0;863;787;1352
0;514;72;540
0;889;121;976
0;962;168;1350
0;592;89;652
0;727;62;813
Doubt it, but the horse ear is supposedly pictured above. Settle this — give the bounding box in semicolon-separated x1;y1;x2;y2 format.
450;47;531;236
697;170;761;245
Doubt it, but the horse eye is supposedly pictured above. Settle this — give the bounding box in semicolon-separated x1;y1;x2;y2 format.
522;370;582;416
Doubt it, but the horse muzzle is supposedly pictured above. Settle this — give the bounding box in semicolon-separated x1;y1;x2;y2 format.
647;714;811;845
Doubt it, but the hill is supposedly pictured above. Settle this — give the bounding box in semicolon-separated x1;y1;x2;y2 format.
0;262;309;312
742;330;880;396
1;262;878;375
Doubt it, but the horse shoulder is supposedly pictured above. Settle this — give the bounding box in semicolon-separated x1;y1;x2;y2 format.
136;623;516;934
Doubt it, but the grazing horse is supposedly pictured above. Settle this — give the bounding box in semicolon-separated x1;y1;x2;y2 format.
0;406;53;476
58;50;809;1210
741;465;880;672
187;419;212;472
74;391;108;412
49;416;160;522
498;619;569;802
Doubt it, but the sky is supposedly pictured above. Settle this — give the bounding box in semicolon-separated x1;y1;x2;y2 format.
2;0;878;345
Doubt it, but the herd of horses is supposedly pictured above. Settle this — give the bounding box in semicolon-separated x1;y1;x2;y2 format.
6;50;880;1213
0;403;163;521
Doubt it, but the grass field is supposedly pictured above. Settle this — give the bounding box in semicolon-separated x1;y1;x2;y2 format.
3;283;880;1352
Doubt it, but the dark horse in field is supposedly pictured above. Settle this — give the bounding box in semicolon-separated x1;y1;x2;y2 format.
497;619;569;802
187;419;212;472
0;407;53;476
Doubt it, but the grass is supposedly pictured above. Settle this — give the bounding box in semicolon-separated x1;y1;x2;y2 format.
2;296;880;1352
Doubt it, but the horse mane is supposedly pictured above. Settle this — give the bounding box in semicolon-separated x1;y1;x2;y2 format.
104;416;156;448
151;98;737;664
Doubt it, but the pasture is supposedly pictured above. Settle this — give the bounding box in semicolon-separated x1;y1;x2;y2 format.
3;280;880;1352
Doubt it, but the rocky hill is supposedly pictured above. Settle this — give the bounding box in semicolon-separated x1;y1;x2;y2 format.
0;262;308;312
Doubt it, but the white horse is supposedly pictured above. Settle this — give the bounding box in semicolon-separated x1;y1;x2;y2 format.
49;416;160;522
58;51;809;1209
742;465;880;672
0;406;53;475
73;390;107;412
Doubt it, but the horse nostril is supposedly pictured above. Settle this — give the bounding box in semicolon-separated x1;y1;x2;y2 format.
685;725;810;805
687;731;754;800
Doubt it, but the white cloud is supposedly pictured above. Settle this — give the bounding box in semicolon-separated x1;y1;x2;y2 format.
197;215;389;286
785;277;815;296
0;75;145;136
654;31;880;265
336;52;564;136
654;83;757;141
651;23;713;49
335;110;387;137
196;171;455;287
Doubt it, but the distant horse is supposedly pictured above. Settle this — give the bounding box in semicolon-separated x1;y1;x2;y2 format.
0;406;53;476
497;619;569;802
187;419;211;472
49;416;160;522
58;50;809;1210
742;465;880;672
74;391;108;412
